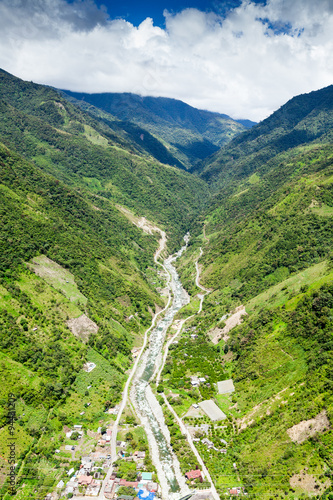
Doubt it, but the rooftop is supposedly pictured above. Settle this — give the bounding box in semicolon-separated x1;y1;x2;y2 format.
185;469;202;480
199;400;227;421
217;379;235;394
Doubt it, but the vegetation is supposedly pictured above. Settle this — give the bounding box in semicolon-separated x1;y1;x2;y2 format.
1;68;333;499
174;83;333;498
0;69;210;250
61;90;252;169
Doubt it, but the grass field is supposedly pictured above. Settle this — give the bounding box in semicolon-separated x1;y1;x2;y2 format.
28;255;88;307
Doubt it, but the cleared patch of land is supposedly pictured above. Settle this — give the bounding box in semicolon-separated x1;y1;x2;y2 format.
211;305;247;344
287;410;330;443
246;260;333;312
290;470;331;495
67;314;99;342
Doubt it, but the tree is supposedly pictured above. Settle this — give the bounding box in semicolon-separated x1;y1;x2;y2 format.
117;486;136;496
125;431;133;441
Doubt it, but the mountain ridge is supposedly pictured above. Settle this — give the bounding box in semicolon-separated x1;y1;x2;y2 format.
60;89;255;169
197;83;333;186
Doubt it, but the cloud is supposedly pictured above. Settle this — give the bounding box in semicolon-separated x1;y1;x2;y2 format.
0;0;332;121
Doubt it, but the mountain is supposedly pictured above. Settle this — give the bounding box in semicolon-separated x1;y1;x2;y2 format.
197;84;333;186
2;65;333;500
0;69;209;249
60;90;255;169
0;68;209;498
174;85;333;497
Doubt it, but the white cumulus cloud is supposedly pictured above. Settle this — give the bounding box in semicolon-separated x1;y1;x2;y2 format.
0;0;332;120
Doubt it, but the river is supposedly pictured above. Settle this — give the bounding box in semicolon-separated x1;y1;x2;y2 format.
130;235;192;500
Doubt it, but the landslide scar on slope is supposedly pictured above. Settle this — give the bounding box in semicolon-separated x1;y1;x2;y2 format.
287;410;331;443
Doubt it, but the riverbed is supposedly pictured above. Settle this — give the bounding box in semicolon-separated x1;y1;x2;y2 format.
130;235;192;500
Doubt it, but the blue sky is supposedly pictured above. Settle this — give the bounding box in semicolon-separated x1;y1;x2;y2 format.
93;0;249;27
0;0;332;120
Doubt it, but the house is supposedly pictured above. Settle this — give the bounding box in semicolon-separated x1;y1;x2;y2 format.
56;480;64;489
82;462;93;473
74;424;82;430
147;481;158;492
198;377;206;383
83;362;96;373
201;438;214;448
67;467;74;476
185;469;203;482
190;376;200;387
66;479;78;489
141;472;153;482
137;451;146;459
78;475;94;486
119;479;138;488
86;481;101;496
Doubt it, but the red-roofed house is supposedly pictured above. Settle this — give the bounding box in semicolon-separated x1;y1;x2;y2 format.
78;475;94;486
185;470;203;482
119;479;138;488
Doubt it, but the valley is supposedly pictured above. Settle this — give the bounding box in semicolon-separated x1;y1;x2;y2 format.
0;69;333;500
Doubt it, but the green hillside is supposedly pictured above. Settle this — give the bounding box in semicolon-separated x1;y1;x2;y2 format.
174;86;333;498
1;67;333;499
197;84;333;187
0;69;209;249
60;90;253;169
0;139;167;497
0;69;209;498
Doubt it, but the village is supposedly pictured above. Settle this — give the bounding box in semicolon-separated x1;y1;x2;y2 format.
49;415;222;500
50;414;159;500
45;370;244;500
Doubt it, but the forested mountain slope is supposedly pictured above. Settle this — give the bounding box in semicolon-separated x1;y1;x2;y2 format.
60;90;254;169
0;141;164;498
197;84;333;188
175;86;333;498
2;65;333;499
0;69;209;249
0;69;209;498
